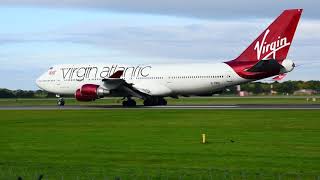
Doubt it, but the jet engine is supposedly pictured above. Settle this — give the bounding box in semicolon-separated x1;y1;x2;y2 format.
75;84;110;102
280;59;295;73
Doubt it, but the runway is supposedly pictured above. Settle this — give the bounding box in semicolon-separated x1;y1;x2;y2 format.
0;104;320;110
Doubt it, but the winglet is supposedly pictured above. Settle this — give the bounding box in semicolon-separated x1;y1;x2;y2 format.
109;70;124;78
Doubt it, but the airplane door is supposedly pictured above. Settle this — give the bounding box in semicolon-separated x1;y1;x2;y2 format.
225;71;234;86
56;79;61;87
54;79;61;92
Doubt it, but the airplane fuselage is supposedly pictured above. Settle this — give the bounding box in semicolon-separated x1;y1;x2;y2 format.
36;62;248;97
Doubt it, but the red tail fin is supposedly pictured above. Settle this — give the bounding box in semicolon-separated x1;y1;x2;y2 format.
235;9;303;62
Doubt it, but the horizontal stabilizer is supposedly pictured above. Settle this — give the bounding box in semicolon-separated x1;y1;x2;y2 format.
246;59;284;73
272;74;287;81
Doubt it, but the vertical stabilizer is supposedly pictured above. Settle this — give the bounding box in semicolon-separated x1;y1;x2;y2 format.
235;9;303;62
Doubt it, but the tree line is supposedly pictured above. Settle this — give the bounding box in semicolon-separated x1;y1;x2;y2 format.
239;80;320;95
0;80;319;98
0;89;56;98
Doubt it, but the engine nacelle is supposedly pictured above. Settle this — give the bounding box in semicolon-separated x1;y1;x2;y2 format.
280;59;295;73
75;84;110;102
75;89;96;102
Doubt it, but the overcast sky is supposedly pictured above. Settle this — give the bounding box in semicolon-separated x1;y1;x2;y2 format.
0;0;319;90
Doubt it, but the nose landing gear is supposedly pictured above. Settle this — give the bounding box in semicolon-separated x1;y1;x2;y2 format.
57;98;65;106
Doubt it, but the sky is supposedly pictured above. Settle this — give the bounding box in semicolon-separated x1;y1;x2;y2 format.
0;0;319;90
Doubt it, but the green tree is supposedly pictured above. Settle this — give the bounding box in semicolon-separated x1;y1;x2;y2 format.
0;89;16;98
275;81;299;94
14;90;35;98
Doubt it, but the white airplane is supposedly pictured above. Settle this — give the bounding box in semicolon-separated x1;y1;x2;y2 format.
36;9;303;106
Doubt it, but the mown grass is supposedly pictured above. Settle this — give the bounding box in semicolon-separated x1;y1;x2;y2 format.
0;96;319;106
0;110;319;179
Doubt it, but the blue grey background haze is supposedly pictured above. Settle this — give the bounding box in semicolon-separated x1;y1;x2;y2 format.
0;0;319;89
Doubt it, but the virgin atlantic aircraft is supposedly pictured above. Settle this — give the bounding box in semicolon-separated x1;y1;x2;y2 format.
36;9;303;106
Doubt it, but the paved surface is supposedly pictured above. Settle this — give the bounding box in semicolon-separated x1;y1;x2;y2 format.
0;104;320;110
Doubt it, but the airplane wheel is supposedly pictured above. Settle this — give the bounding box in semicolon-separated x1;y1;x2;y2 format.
122;101;128;107
122;99;136;107
163;100;167;105
160;99;167;105
57;98;65;106
144;97;167;106
143;99;152;106
128;99;136;107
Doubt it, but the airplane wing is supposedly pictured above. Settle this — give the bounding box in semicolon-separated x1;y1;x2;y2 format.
102;70;150;99
102;70;172;98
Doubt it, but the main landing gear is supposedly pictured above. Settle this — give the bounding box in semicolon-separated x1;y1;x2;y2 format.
57;97;65;106
121;97;167;107
143;97;167;106
122;98;137;107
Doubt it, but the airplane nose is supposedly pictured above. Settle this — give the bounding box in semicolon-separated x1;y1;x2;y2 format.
36;77;40;88
35;76;43;89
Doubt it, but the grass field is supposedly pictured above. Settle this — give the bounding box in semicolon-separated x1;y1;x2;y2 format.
0;96;319;106
0;110;320;179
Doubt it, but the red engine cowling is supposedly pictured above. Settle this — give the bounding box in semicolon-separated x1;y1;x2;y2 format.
75;84;109;102
80;84;100;97
75;89;96;102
